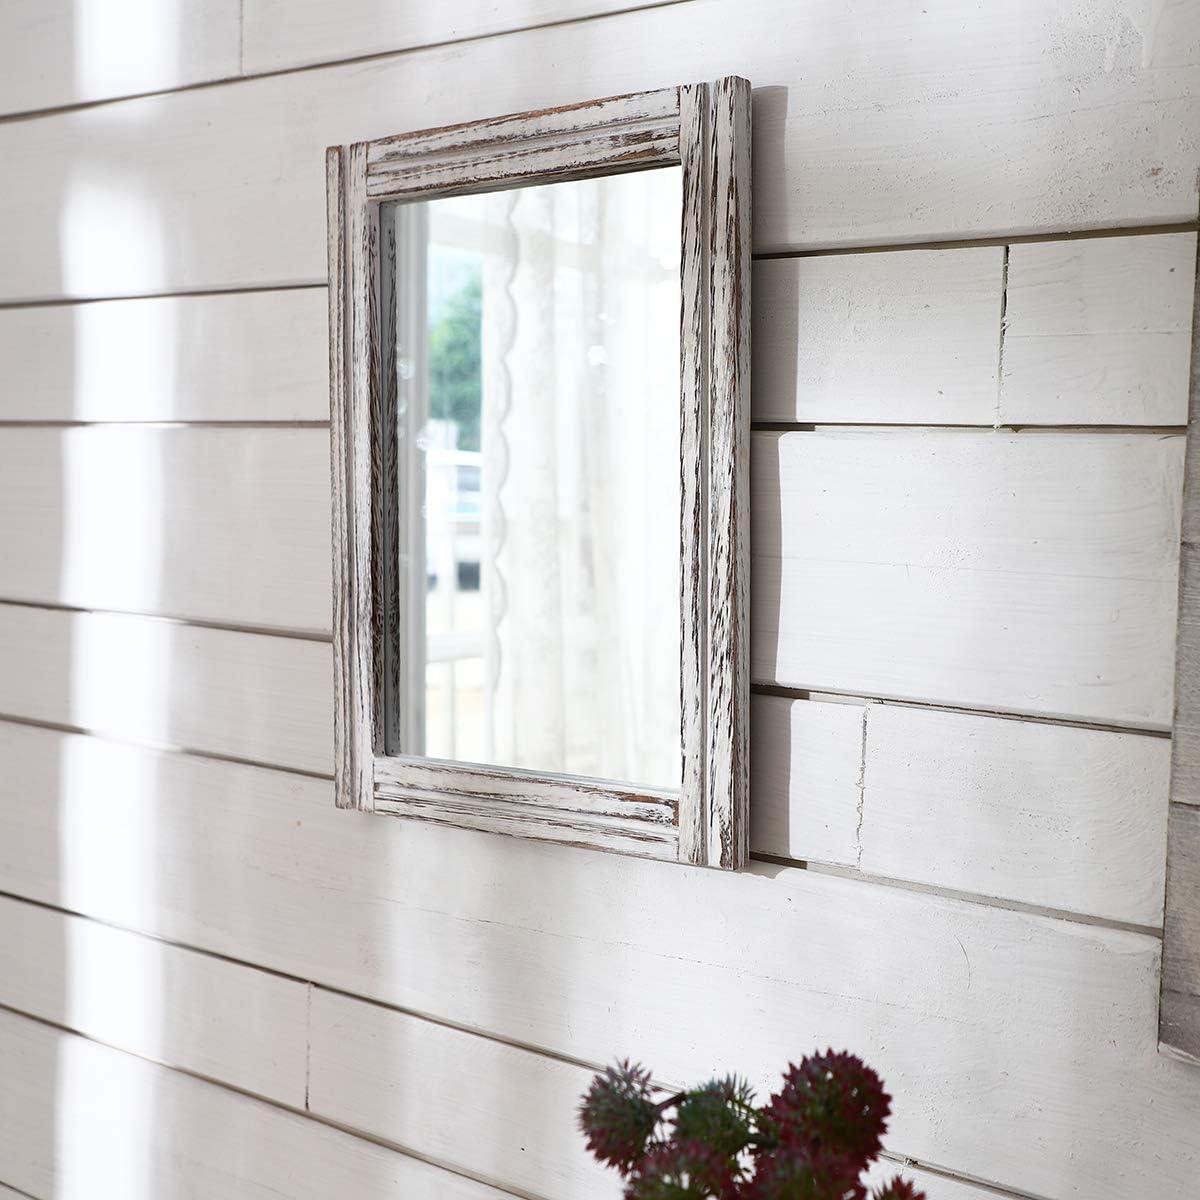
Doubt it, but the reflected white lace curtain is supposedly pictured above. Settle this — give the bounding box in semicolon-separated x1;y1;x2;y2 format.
477;170;682;788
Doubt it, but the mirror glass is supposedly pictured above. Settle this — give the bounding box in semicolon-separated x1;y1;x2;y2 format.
385;166;683;790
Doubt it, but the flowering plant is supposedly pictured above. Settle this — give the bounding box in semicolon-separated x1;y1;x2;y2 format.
578;1050;924;1199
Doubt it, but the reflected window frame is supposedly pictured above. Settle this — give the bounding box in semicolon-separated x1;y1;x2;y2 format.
325;78;752;870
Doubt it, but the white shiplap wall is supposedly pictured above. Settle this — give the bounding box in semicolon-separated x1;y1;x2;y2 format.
0;3;1197;1199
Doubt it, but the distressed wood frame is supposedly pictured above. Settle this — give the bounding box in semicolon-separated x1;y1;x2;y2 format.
1161;238;1200;1063
325;78;751;869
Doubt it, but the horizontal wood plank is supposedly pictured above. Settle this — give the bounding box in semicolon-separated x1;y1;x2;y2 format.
748;694;864;865
0;894;308;1104
0;1008;508;1200
0;0;240;117
1001;233;1197;426
0;426;331;632
1;723;1198;1200
752;429;1183;727
860;704;1169;926
1;0;1196;301
310;988;612;1197
310;988;1017;1200
0;606;1173;924
0;605;332;773
2;237;1184;428
750;695;1170;926
0;886;1031;1200
1;429;1181;727
0;289;329;423
242;0;678;74
752;248;1004;424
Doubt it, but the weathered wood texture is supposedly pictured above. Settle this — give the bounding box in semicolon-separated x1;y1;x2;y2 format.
332;80;750;863
753;247;1005;424
326;145;377;810
366;88;681;198
0;0;240;115
752;429;1183;727
2;724;1199;1200
241;0;681;74
374;756;679;859
0;289;329;423
0;894;309;1104
0;1009;509;1200
0;427;331;631
1002;233;1197;426
0;604;332;773
2;0;1196;302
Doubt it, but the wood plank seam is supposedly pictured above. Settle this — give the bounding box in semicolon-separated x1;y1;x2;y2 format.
0;1003;533;1200
0;228;1191;316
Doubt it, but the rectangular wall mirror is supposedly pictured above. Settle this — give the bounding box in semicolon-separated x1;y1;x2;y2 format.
326;80;750;869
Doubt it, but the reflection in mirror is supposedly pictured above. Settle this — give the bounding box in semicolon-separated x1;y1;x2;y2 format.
385;166;683;790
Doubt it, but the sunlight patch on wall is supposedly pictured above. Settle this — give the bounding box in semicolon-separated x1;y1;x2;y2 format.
72;0;181;104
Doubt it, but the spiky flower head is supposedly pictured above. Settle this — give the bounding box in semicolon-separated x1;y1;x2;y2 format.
671;1077;757;1161
763;1051;891;1172
744;1129;865;1200
579;1060;660;1177
870;1177;926;1200
624;1139;738;1200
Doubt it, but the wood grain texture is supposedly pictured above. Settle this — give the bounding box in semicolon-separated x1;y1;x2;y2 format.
0;0;240;116
0;289;329;423
0;1009;509;1200
241;0;680;74
692;76;751;867
677;81;709;865
2;0;1196;302
330;143;380;810
753;248;1005;424
0;426;331;631
1001;233;1197;426
0;894;308;1104
752;428;1184;727
374;755;679;858
366;88;681;198
2;724;1199;1200
0;604;332;774
332;80;749;862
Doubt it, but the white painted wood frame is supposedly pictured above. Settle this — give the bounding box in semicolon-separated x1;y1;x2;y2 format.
326;78;752;869
1162;236;1200;1065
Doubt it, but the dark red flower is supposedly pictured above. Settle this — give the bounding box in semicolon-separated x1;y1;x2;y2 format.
579;1060;660;1177
763;1051;891;1172
870;1176;926;1200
